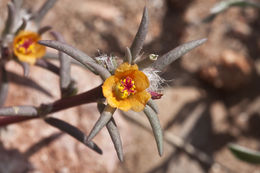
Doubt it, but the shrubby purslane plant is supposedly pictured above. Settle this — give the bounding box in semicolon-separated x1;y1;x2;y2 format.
0;2;206;161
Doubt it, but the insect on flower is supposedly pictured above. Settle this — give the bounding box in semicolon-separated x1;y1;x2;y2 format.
13;30;46;64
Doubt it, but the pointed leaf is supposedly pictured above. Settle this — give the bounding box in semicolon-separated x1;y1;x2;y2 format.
0;67;8;107
229;143;260;164
152;38;207;72
210;0;260;15
147;99;159;114
24;132;63;157
87;105;116;141
0;81;8;107
12;0;23;11
203;0;260;22
143;105;163;156
124;47;132;64
15;18;27;35
38;40;111;80
106;118;124;162
130;7;148;61
45;117;102;154
33;0;58;23
19;62;30;76
97;102;123;161
97;103;123;161
43;52;84;67
38;26;52;35
2;2;15;37
50;31;75;97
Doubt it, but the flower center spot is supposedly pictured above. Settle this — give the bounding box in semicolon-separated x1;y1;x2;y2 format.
16;37;36;55
115;76;136;99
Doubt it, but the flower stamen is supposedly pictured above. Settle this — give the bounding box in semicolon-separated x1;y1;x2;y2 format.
115;76;136;99
16;37;36;55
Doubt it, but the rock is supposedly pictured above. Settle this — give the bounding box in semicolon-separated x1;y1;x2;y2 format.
199;49;254;90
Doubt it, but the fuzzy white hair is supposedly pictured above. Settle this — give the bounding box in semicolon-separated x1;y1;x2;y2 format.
142;67;166;93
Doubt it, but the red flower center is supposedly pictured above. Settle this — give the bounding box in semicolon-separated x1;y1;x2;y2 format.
121;76;135;93
115;76;136;99
16;37;36;54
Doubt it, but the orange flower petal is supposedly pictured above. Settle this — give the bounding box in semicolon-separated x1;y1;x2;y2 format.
102;76;118;98
115;63;138;79
115;63;138;74
106;95;132;111
132;70;149;91
129;91;151;112
16;54;37;64
118;99;132;111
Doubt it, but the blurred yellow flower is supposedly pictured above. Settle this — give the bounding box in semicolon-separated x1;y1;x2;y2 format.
102;63;151;112
13;30;46;64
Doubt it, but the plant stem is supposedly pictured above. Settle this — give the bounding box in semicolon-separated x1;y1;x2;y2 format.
0;116;36;126
0;84;103;127
50;84;103;113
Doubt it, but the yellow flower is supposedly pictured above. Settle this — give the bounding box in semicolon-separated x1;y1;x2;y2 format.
13;30;46;64
102;63;151;112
